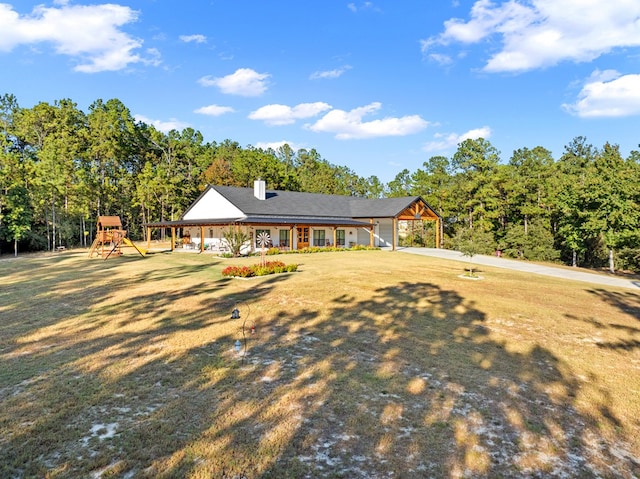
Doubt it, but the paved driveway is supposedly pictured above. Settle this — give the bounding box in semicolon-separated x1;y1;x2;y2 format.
395;247;640;291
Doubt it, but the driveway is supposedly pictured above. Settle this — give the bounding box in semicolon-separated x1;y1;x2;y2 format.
395;247;640;291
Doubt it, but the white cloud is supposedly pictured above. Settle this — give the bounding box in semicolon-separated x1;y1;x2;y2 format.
194;104;235;116
254;140;304;151
347;2;380;13
179;34;207;44
422;0;640;72
198;68;270;96
249;102;332;126
310;65;352;80
0;3;148;73
427;53;453;66
307;102;429;140
562;70;640;118
135;115;189;133
422;126;491;152
143;47;162;67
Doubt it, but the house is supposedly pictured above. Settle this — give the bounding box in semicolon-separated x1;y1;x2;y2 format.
144;180;441;253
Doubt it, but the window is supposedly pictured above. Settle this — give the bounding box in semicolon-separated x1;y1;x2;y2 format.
279;229;289;246
336;229;345;246
313;229;326;246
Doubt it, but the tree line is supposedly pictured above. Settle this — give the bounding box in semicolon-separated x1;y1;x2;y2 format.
388;137;640;273
0;94;380;255
1;94;639;272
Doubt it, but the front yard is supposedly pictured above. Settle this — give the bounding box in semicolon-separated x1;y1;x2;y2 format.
0;250;638;478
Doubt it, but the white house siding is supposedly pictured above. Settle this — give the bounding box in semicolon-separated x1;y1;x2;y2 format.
356;227;370;246
184;226;225;248
183;188;243;220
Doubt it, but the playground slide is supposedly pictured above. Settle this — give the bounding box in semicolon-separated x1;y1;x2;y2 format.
122;237;147;256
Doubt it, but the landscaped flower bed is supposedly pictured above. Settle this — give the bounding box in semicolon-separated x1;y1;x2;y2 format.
266;245;379;255
221;260;298;278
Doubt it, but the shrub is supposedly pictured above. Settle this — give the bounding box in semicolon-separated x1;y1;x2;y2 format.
281;245;379;254
221;265;253;277
617;247;640;273
222;227;251;257
221;260;298;278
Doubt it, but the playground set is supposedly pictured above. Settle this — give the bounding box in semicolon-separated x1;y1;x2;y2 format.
88;216;146;259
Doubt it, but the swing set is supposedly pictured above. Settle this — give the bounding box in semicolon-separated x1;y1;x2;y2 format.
88;216;146;259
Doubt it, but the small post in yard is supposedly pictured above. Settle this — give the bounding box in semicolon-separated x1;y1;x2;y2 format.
231;304;254;365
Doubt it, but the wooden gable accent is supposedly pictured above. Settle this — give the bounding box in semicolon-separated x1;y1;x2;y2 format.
392;198;441;249
396;198;439;221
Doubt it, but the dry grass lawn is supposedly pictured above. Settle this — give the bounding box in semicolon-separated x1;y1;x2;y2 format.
0;248;639;478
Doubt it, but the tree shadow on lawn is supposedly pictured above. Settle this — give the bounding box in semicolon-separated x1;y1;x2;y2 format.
0;251;230;340
136;282;639;478
2;260;639;478
586;288;640;322
255;281;639;478
0;259;291;478
576;289;640;354
0;252;175;343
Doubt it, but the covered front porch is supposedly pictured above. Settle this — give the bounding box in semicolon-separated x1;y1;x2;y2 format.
143;217;377;255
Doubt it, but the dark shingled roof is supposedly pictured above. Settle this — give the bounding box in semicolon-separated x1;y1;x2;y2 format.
210;186;424;219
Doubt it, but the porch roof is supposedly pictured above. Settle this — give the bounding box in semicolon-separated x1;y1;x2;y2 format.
145;215;372;229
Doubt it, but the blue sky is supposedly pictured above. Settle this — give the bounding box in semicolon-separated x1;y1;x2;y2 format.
1;0;640;183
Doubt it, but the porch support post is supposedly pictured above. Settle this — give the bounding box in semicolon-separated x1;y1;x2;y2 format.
171;227;176;251
392;217;398;251
200;226;205;253
146;227;151;250
290;226;294;250
333;227;337;247
435;217;441;249
369;219;374;247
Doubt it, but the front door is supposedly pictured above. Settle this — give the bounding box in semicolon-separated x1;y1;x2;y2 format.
296;226;309;249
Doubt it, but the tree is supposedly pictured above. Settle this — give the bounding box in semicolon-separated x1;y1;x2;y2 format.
554;137;599;267
387;169;413;198
231;146;285;190
13;99;88;250
202;141;235;187
451;138;501;232
295;148;341;194
86;98;139;219
0;94;22;238
499;218;559;262
361;175;386;199
453;227;495;277
583;143;639;272
0;185;32;256
508;146;555;233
